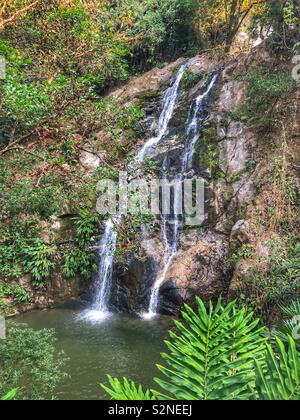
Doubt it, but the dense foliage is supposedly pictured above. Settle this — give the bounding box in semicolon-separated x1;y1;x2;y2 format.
251;0;300;53
0;0;299;403
238;239;300;318
0;323;67;400
0;0;299;311
101;297;300;400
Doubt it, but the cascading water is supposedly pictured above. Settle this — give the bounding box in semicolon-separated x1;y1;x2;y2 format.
137;64;187;162
82;64;187;322
143;160;181;319
81;65;218;322
80;218;118;322
182;73;219;171
136;64;188;319
94;219;118;314
143;73;219;319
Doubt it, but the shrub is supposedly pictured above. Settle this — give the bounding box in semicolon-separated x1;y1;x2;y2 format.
2;74;52;127
241;67;296;130
63;249;96;280
2;180;59;220
22;240;57;287
0;282;31;307
0;220;56;286
237;240;300;318
180;69;203;90
230;244;254;263
0;323;67;400
74;209;99;248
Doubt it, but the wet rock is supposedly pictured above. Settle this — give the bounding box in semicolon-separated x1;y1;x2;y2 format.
159;280;191;315
109;58;186;105
157;231;230;313
111;252;159;313
151;131;186;172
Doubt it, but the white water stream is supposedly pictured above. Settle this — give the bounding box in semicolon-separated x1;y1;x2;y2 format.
81;218;118;322
84;64;187;322
144;73;219;318
137;64;187;162
83;65;218;321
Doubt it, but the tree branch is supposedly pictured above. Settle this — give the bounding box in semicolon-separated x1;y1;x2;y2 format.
0;0;42;30
0;131;34;156
0;145;46;160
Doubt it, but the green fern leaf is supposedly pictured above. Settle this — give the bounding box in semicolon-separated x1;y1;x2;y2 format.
100;375;156;400
154;297;266;400
255;336;300;400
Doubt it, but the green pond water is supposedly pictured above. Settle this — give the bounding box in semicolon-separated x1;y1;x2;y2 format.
17;309;173;400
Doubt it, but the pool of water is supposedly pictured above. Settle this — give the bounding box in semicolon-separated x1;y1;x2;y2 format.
16;309;173;400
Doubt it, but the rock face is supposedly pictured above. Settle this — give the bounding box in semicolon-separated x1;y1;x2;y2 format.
5;267;86;316
158;231;230;314
218;81;247;113
109;58;186;105
9;47;269;316
106;46;270;315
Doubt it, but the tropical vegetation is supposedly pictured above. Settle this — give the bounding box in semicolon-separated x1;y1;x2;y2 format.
101;297;300;400
0;0;299;402
0;323;67;400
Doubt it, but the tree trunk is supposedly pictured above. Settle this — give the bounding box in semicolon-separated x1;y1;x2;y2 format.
225;0;238;52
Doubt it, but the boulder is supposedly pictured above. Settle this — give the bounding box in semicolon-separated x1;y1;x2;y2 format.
157;231;230;314
229;219;255;251
218;81;247;113
79;149;100;172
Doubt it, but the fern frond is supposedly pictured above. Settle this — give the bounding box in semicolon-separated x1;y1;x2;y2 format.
272;299;300;348
100;375;156;400
280;300;300;318
154;296;267;400
1;388;18;400
255;336;300;400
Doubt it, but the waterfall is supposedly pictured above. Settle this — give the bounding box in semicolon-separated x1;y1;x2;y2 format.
143;73;219;319
93;219;118;313
144;218;180;319
137;63;187;162
182;73;219;171
81;64;187;322
81;218;118;322
143;170;182;319
81;65;218;322
136;64;187;319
